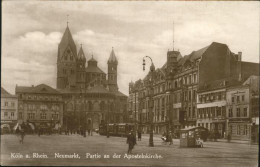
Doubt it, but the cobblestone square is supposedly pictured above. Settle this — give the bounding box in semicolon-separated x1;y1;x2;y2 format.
1;133;258;166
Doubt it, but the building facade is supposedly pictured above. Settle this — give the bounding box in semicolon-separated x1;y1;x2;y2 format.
15;84;63;130
129;42;259;140
1;87;18;133
57;25;127;131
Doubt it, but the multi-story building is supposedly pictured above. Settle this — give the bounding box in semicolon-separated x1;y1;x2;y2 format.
15;84;63;129
1;87;18;133
57;24;127;131
197;81;227;138
226;75;259;141
129;41;259;136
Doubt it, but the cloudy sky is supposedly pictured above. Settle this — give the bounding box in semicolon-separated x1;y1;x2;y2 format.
2;1;259;95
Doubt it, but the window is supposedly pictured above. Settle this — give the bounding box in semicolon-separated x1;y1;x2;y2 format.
4;112;8;117
4;102;8;106
243;108;247;117
244;125;248;135
237;108;241;117
232;97;235;103
11;112;14;117
193;90;196;100
193;74;197;83
52;114;59;120
228;108;233;117
188;90;192;101
237;96;240;102
40;113;47;119
11;102;15;107
242;95;245;101
28;113;35;120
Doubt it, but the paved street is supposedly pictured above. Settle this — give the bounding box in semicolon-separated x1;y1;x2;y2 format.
1;133;258;166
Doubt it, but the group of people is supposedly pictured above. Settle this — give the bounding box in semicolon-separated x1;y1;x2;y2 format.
161;131;173;145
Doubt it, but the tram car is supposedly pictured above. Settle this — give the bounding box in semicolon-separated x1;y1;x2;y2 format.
99;123;135;137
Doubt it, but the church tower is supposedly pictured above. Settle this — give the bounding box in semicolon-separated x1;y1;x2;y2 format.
76;45;86;90
56;25;77;89
107;48;118;92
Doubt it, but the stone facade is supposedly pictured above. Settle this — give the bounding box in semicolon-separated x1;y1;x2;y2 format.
56;25;127;132
128;42;259;141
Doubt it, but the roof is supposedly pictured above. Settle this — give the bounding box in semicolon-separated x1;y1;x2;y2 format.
58;26;77;59
16;84;60;94
85;66;105;74
114;90;127;97
78;46;86;61
241;61;259;80
86;85;110;94
108;48;118;64
180;126;209;132
1;87;16;98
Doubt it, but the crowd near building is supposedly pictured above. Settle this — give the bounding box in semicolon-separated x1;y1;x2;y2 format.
128;42;259;143
1;24;127;134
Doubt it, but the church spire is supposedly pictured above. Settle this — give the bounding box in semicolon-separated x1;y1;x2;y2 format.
58;24;77;59
78;44;86;62
108;47;118;64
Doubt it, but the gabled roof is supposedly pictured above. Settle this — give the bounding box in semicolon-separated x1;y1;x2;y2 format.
1;87;16;98
58;26;77;58
178;42;213;66
16;84;60;94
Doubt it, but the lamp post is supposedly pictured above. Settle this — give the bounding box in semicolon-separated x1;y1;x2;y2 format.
143;56;155;147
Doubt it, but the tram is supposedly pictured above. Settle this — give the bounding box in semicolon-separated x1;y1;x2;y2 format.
99;123;135;137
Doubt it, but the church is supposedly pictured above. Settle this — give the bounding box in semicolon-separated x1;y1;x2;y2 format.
57;25;127;132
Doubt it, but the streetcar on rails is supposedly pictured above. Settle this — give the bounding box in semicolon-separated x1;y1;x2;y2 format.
99;123;135;137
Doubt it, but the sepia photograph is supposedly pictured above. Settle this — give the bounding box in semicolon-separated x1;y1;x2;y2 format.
1;1;259;166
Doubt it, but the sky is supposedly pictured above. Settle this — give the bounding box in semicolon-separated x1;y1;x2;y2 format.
1;1;259;95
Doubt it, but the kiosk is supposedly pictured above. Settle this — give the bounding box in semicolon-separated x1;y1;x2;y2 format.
180;127;208;148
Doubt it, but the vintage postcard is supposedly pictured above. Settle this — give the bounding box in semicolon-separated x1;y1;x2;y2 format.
1;1;259;166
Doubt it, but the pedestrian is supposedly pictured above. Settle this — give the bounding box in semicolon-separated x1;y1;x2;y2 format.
126;130;136;154
168;131;173;145
137;130;142;141
20;128;25;144
38;128;41;137
227;133;231;142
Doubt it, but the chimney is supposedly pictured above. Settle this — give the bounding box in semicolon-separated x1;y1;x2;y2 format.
237;52;242;61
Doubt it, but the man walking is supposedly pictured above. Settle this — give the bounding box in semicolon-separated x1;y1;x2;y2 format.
126;130;136;154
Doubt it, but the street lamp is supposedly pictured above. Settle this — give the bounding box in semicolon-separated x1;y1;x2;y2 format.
143;56;155;147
